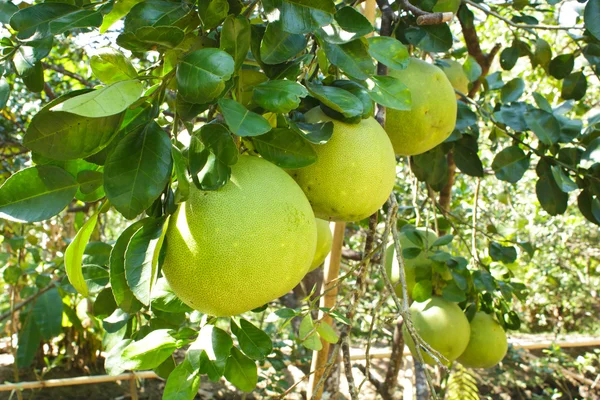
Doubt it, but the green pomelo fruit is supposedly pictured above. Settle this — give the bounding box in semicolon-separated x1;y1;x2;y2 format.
288;107;397;222
458;312;508;368
403;296;470;365
385;228;438;298
439;59;469;98
309;218;333;271
162;155;317;317
386;58;457;156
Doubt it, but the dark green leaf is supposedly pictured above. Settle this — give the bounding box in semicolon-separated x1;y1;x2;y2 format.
289;120;333;144
281;0;333;35
163;358;200;400
561;71;587;100
22;62;44;92
454;135;483;177
231;319;273;360
404;24;452;53
16;316;41;368
104;122;173;219
463;55;482;82
442;282;466;302
455;102;478;132
485;71;504;90
549;54;574;79
532;92;552;113
321;38;374;80
306;81;363;118
500;78;524;103
252;128;317;168
500;47;519;70
523;108;560;145
13;36;53;76
583;44;600;66
318;6;371;43
9;3;78;40
177;49;235;103
491;145;529;183
0;0;18;24
403;247;422;260
494;102;528;131
489;242;517;263
172;145;190;203
252;79;308;113
198;0;228;30
49;9;102;34
0;78;9;109
367;36;409;71
117;26;185;51
330;79;373;118
32;288;63;340
286;0;335;13
578;190;600;225
584;0;600;41
224;347;258;392
220;15;250;71
550;165;578;193
123;0;191;33
366;75;411;111
260;21;307;65
432;235;453;247
536;159;568;215
411;145;448;191
94;287;117;319
0;165;78;223
532;38;552;68
218;98;271;137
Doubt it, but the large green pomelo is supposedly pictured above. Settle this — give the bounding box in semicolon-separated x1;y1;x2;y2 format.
439;59;469;98
309;218;333;271
458;312;508;368
403;296;470;365
386;58;457;156
385;228;438;298
162;155;317;317
288;107;396;222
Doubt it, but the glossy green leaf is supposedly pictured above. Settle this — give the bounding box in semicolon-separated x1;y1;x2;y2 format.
584;0;600;41
365;75;411;111
0;79;9;109
550;165;578;193
404;24;452;53
193;324;233;364
218;99;271;137
549;54;574;79
321;38;374;80
536;159;568;215
121;329;178;370
0;0;18;24
411;145;448;191
533;92;553;113
305;81;363;118
171;145;190;203
318;6;371;44
198;0;228;30
49;9;102;34
583;44;600;66
0;165;78;223
13;36;53;76
442;282;466;302
94;288;117;319
260;21;307;65
500;78;524;103
500;47;519;70
578;190;600;226
123;0;191;33
454;135;483;177
286;0;335;13
289;120;333;144
252;80;308;113
177;48;235;103
51;80;143;118
9;3;78;40
124;217;167;306
561;71;587;100
299;314;322;351
109;220;145;313
32;287;63;340
22;62;44;92
16;316;41;368
65;210;102;297
117;26;185;52
532;38;552;68
100;0;144;33
224;347;258;392
489;242;517;264
280;0;333;35
367;36;409;71
220;15;250;71
151;278;193;313
163;357;200;400
463;55;482;82
252;128;317;168
231;319;273;360
82;264;109;294
523;108;560;145
491;145;529;183
104;122;173;219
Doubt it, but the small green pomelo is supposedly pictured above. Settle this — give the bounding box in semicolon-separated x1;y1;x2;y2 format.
309;218;333;271
385;228;438;299
288;107;397;222
439;59;469;98
404;296;470;365
458;312;508;369
386;58;457;156
162;155;317;317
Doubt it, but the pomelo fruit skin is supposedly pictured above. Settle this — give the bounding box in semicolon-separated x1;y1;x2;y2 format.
403;296;470;365
162;155;317;317
385;228;438;299
288;107;396;222
309;219;333;271
439;59;469;98
386;58;457;156
458;312;508;369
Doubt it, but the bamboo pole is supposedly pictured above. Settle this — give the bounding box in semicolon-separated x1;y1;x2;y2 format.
307;221;346;399
364;0;377;37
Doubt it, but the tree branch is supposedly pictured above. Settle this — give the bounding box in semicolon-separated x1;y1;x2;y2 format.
42;63;95;88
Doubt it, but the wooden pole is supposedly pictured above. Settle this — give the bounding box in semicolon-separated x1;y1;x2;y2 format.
364;0;377;36
307;221;345;399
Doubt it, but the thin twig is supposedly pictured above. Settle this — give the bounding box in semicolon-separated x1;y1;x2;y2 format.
42;63;95;87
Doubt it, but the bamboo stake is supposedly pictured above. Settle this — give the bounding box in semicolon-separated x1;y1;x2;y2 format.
307;221;346;399
364;0;377;36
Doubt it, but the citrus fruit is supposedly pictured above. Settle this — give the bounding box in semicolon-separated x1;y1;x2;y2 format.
386;58;457;156
404;296;470;365
162;155;317;316
309;219;333;271
288;107;396;222
458;312;508;368
439;59;469;98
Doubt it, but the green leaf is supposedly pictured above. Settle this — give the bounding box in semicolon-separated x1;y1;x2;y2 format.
500;78;524;103
536;159;568;215
403;247;422;259
177;48;235;104
329;79;373;118
260;21;307;65
218;99;271;137
9;2;78;40
404;23;452;53
286;0;335;13
523;108;560;145
321;38;374;80
442;282;466;302
100;0;144;33
550;165;578;193
118;26;185;51
305;81;362;118
0;78;9;109
463;56;482;82
500;47;519;70
491;145;529;183
49;9;102;34
298;314;322;351
489;242;517;263
454;135;483;177
171;145;190;203
533;92;552;113
252;80;308;113
231;319;273;361
105;339;133;375
51;80;143;118
584;0;600;41
194;324;233;364
549;54;574;79
583;44;600;66
198;0;229;30
412;280;432;302
65;210;101;297
432;235;453;247
22;62;44;92
90;47;137;84
189;123;238;191
163;358;200;400
16;316;41;368
0;0;18;24
411;145;448;191
289;120;333;144
561;71;587;100
151;278;193;313
0;165;78;223
94;288;117;319
280;0;333;35
104;122;173;219
367;36;409;71
318;6;372;44
224;347;258;392
123;0;191;33
317;322;338;344
252;128;317;168
121;329;178;370
32;287;63;340
365;75;411;111
220;15;250;71
125;217;167;306
13;36;53;76
532;38;552;68
109;220;145;313
578;190;600;226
